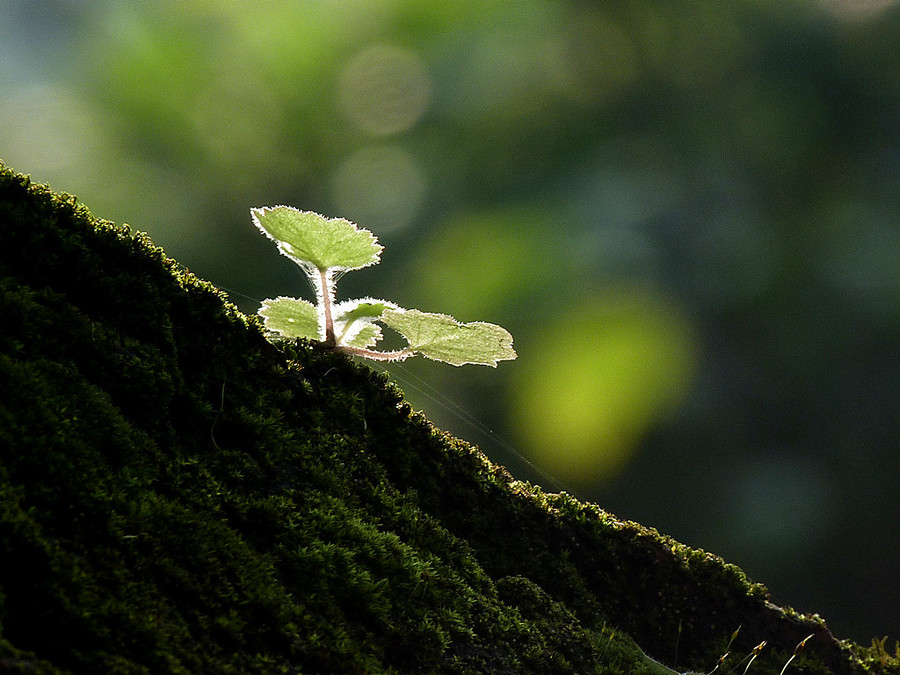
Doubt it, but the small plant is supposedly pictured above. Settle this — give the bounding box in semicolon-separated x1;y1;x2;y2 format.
777;634;813;675
251;206;516;367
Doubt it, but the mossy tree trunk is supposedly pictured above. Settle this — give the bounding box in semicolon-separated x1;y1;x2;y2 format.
0;161;896;674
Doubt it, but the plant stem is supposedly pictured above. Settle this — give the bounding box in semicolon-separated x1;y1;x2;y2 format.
335;345;415;361
319;268;336;346
778;635;813;675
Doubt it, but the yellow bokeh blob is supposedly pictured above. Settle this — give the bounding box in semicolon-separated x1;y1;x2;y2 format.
512;287;697;486
414;207;552;316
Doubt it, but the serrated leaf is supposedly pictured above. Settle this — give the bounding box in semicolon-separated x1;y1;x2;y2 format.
381;308;517;367
251;206;382;272
345;323;382;349
333;298;396;348
259;296;320;340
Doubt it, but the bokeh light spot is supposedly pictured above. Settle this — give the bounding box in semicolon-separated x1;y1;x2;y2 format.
191;72;285;167
413;207;554;315
331;145;427;234
819;0;900;20
0;85;97;173
716;453;834;563
338;43;431;136
512;287;697;486
552;10;638;103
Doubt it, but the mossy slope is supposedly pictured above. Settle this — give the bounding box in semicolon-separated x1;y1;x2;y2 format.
0;162;895;674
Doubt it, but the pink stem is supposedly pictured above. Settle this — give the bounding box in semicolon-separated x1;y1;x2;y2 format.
333;345;415;362
319;268;336;346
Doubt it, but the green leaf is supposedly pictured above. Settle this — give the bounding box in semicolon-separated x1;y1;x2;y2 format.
259;296;320;340
381;308;517;367
251;206;383;272
333;299;395;348
344;323;382;349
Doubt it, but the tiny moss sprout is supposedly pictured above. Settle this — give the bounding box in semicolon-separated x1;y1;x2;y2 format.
645;625;813;675
777;634;814;675
252;206;516;367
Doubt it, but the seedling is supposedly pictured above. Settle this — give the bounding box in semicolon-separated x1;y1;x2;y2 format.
251;206;516;367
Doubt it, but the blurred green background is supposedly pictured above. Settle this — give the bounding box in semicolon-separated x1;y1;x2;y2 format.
2;0;898;642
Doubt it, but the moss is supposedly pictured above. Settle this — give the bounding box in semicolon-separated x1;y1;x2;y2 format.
0;160;897;674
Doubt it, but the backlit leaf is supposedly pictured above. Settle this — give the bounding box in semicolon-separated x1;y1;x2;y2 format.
333;299;396;348
251;206;382;272
259;296;320;341
381;308;516;367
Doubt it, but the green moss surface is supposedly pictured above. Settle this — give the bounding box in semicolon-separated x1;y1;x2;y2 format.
0;160;897;674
